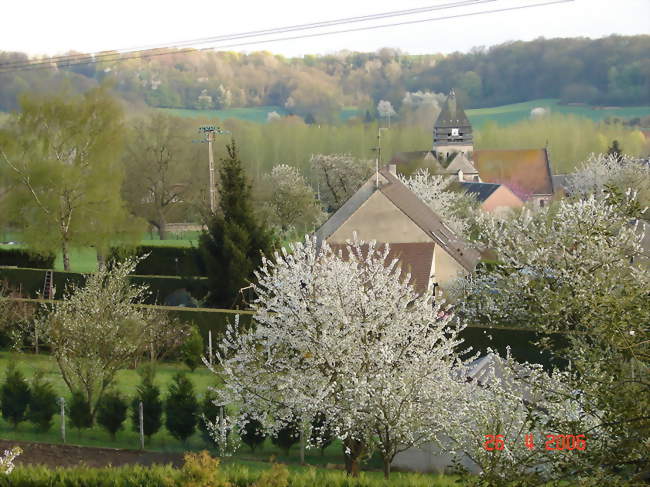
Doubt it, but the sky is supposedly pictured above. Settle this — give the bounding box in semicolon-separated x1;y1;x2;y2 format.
1;0;649;58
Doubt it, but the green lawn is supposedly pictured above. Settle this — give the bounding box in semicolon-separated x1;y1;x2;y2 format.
159;106;290;123
467;98;650;128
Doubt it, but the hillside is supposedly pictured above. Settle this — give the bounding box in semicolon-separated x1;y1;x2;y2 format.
0;35;648;123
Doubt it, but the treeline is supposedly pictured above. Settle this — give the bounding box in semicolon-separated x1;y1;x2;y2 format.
0;35;648;120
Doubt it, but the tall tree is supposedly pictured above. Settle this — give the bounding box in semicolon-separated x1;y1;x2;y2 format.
122;113;204;239
199;140;275;308
0;86;143;270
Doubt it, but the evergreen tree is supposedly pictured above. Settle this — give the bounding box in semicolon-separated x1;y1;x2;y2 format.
199;139;275;308
180;325;204;372
27;371;57;432
68;390;93;433
165;373;199;443
0;363;31;429
240;414;267;452
607;139;623;162
96;390;128;440
271;415;301;456
131;366;163;441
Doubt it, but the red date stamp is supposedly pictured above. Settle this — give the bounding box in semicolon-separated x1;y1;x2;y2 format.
484;434;586;451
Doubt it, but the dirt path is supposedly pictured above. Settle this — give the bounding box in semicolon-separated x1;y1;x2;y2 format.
0;439;185;469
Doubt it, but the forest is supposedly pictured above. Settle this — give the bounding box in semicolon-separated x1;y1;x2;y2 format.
0;35;649;122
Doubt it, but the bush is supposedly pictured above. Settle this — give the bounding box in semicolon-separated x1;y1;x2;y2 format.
165;373;199;443
252;463;289;487
96;390;128;440
310;412;334;455
181;325;204;371
27;371;57;432
109;245;205;276
0;248;55;269
131;366;163;441
0;363;31;428
240;414;267;452
68;390;93;433
179;451;232;487
271;415;300;456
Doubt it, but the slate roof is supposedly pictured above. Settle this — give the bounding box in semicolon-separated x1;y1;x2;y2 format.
315;166;481;274
435;90;472;129
330;242;435;294
459;182;501;202
473;148;554;199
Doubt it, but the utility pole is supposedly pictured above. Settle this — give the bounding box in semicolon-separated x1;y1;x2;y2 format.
371;127;389;188
198;126;229;214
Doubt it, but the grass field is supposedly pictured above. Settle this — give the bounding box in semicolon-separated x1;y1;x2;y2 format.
158;100;650;128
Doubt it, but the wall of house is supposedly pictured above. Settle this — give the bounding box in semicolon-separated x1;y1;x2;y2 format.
433;244;467;289
328;191;432;244
482;186;524;214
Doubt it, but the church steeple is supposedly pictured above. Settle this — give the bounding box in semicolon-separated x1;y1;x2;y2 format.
433;89;473;154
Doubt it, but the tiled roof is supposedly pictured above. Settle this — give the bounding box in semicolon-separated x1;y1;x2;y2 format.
460;182;501;202
330;242;435;294
447;153;478;174
473;149;554;199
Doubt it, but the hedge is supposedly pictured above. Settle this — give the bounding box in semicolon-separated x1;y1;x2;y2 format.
109;245;205;277
0;249;55;270
0;267;208;305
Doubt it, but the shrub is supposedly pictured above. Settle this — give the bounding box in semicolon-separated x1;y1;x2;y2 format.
165;373;199;443
96;390;128;440
131;366;163;441
310;412;334;455
27;371;57;432
252;463;289;487
271;416;300;456
0;363;31;428
181;325;204;371
240;414;267;452
178;451;232;487
68;390;93;433
0;249;55;269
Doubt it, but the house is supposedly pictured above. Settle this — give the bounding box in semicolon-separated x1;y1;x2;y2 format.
315;165;480;293
460;181;524;214
391;90;556;206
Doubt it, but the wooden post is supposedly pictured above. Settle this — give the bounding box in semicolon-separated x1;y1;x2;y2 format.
139;401;145;450
208;330;213;366
60;397;66;444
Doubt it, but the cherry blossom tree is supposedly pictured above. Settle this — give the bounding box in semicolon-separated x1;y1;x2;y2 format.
209;237;470;478
456;194;650;482
399;168;478;236
0;447;21;475
310;154;374;212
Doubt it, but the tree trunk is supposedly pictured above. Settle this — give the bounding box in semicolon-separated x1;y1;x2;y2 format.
382;457;391;479
62;239;70;271
157;218;167;240
343;438;365;477
96;251;106;271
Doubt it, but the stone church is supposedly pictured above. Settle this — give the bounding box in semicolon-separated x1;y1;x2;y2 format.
392;90;555;207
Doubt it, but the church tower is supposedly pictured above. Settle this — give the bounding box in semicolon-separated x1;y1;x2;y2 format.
433;89;473;159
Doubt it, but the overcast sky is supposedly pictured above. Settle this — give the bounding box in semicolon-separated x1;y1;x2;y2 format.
2;0;649;58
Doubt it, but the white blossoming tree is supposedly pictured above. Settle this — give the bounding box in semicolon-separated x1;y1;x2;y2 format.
456;194;650;482
257;164;325;237
210;237;470;478
0;447;21;475
310;154;374;212
42;258;183;419
399;168;478;236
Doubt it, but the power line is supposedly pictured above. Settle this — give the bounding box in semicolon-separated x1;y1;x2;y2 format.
0;0;494;71
0;0;496;72
0;0;573;74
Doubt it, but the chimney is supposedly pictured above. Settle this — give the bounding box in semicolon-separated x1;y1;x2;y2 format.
388;164;397;175
458;169;464;181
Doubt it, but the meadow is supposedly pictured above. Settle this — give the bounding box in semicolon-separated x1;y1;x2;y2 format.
158;99;650;128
